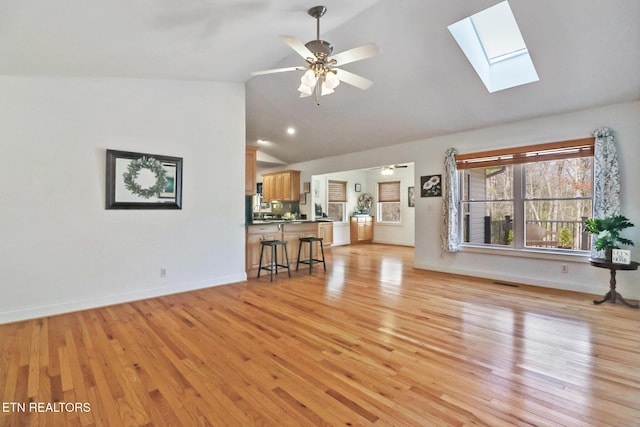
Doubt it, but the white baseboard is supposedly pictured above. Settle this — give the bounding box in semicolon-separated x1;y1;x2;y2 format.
413;261;603;296
0;273;247;325
373;239;415;247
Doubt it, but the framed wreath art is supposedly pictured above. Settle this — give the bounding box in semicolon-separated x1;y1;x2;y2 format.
106;149;183;209
356;193;373;214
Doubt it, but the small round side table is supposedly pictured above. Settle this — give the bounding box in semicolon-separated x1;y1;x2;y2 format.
589;258;639;308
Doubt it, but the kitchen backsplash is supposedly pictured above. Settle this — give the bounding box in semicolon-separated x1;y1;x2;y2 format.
252;197;301;219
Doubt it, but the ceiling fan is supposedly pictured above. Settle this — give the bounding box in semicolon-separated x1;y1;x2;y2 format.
251;5;380;104
372;164;408;175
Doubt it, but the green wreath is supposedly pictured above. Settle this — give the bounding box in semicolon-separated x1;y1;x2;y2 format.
123;156;168;199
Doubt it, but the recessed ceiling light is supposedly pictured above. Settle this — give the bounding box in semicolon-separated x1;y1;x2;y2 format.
286;127;296;135
257;139;269;145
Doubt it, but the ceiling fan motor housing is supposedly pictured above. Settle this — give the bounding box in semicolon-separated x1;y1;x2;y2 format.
304;40;333;59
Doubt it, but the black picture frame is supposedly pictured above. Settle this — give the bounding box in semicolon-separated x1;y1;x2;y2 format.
420;174;442;197
106;149;183;209
408;186;415;207
355;183;362;192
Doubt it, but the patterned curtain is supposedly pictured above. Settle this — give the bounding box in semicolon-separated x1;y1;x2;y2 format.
440;148;460;253
591;127;620;257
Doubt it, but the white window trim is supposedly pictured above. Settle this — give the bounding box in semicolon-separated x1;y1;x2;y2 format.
460;243;591;263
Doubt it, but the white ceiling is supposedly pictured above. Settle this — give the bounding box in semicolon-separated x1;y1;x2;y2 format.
2;0;639;166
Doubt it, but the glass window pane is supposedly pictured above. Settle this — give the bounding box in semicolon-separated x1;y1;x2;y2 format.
328;202;344;222
462;201;514;246
524;158;593;199
524;157;593;251
378;202;400;223
525;200;592;250
462;166;513;201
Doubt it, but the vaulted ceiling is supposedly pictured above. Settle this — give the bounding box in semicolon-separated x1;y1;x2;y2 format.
2;1;639;166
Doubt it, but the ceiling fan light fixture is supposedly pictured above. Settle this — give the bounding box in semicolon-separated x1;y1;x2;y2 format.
381;166;394;175
324;71;340;89
301;69;318;87
321;82;334;96
298;81;313;94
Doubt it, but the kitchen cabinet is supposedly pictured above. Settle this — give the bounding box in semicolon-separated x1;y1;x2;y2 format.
275;174;284;200
318;222;333;247
263;175;274;201
282;223;318;266
350;216;373;244
261;170;300;201
245;146;259;196
246;224;281;272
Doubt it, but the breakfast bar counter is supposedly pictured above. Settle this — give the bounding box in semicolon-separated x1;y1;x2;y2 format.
246;220;332;274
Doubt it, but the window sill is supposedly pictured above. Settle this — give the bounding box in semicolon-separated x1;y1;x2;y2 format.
460;244;591;263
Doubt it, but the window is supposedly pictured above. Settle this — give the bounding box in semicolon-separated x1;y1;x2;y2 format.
457;138;594;251
327;180;347;222
448;1;538;93
377;181;401;224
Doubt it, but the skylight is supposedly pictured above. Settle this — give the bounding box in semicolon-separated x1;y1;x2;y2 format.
448;1;538;93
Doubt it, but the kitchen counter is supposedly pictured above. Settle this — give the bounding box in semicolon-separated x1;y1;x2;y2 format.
248;219;332;225
246;220;333;273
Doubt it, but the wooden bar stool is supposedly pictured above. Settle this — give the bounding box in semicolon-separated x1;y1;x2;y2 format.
257;240;291;282
296;237;326;274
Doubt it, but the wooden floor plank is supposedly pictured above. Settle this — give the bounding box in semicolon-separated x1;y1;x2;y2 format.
1;243;639;426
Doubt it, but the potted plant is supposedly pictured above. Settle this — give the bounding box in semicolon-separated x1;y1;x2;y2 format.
558;227;573;249
584;215;635;260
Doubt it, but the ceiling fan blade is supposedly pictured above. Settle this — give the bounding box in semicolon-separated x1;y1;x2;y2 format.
281;35;315;60
252;66;306;76
334;69;373;90
330;43;380;66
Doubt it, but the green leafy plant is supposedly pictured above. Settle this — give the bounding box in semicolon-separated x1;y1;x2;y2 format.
584;215;635;251
558;227;573;249
504;229;513;246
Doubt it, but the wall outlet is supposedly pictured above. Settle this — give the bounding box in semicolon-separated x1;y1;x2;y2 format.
160;268;166;277
561;264;568;273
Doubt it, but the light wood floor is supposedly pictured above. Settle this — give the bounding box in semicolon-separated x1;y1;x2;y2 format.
2;244;639;426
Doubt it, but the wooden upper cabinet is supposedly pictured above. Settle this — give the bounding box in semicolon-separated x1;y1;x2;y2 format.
282;172;291;200
261;170;300;201
245;146;259;195
262;174;273;202
275;174;284;200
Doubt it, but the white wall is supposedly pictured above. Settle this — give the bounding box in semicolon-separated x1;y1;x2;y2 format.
312;170;369;245
366;165;415;246
288;101;640;299
0;76;247;324
310;166;416;246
